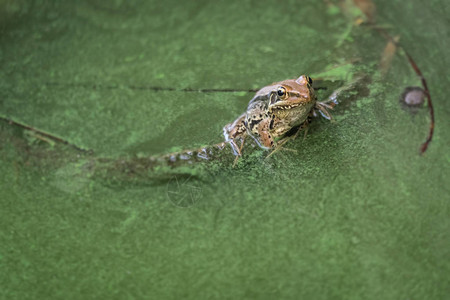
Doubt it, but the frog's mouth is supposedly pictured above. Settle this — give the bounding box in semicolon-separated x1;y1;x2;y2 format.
269;92;304;109
272;103;302;110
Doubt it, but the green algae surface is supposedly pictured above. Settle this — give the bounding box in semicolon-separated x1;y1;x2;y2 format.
1;1;449;299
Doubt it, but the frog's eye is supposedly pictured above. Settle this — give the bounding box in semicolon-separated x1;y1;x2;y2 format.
277;86;287;99
306;76;313;85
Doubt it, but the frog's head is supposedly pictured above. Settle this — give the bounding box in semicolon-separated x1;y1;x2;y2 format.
268;75;315;111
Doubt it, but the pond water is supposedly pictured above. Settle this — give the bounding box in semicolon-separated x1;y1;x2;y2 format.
1;0;449;299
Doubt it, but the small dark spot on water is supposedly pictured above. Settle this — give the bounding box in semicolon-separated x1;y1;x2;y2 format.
400;86;425;114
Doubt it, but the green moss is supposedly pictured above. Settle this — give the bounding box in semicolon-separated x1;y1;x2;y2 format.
1;0;449;299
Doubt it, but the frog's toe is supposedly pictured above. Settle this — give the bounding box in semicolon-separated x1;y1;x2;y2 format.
315;102;334;120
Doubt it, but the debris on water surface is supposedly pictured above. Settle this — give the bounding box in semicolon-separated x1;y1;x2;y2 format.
379;35;400;75
353;0;377;23
399;86;425;114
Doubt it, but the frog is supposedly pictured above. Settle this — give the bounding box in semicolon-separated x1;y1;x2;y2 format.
223;75;333;156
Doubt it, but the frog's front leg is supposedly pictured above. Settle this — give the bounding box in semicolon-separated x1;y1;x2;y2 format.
223;113;247;156
265;120;309;159
250;118;274;149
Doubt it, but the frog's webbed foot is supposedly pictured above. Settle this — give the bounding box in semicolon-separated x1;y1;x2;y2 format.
227;139;243;157
223;134;246;167
232;135;246;167
313;75;368;122
223;113;247;157
314;102;334;121
265;142;298;159
318;74;366;109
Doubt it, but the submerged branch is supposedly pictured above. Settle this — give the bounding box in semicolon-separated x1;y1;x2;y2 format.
0;117;92;153
371;26;434;154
